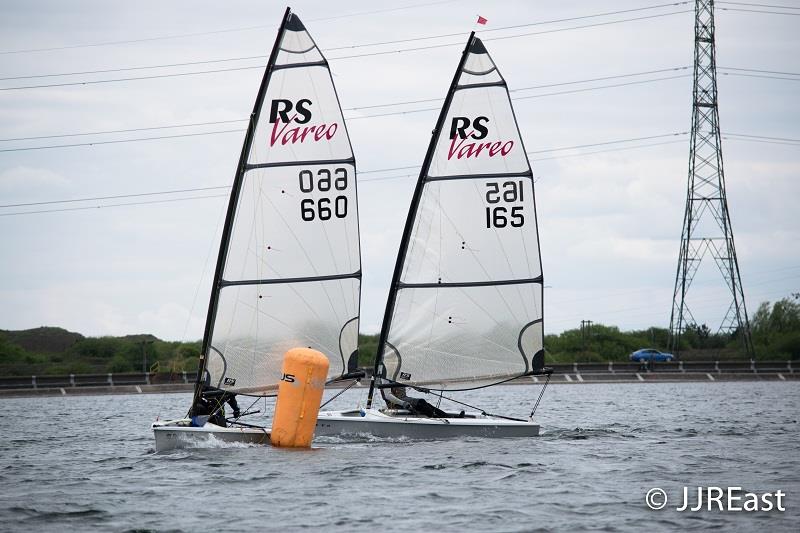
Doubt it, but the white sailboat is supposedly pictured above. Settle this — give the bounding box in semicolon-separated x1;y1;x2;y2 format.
316;33;551;439
153;7;362;451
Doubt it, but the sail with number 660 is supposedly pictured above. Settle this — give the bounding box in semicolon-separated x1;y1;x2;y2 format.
200;10;361;396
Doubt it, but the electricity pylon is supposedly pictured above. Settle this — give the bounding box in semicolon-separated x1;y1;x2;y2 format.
668;0;754;357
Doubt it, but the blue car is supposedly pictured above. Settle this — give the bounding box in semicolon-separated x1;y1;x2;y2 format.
629;349;675;362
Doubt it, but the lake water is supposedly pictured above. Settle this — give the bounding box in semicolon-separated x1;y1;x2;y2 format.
0;381;798;532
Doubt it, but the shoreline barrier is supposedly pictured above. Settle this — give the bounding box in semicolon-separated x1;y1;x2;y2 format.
0;361;796;398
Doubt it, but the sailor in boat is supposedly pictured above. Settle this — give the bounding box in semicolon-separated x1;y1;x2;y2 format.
190;373;241;427
383;385;450;418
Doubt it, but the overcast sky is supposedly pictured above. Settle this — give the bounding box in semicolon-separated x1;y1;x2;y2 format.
0;0;798;341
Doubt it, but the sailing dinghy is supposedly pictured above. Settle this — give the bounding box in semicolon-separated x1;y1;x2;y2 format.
153;7;362;452
316;33;551;440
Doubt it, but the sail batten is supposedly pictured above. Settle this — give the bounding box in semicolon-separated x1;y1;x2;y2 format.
198;9;361;397
246;157;354;170
399;276;542;289
426;170;532;182
370;34;543;396
273;61;327;70
221;271;361;287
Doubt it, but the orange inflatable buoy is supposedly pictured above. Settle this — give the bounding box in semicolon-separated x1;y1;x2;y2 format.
270;347;329;448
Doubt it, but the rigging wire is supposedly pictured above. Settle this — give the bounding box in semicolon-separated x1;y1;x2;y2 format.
320;379;361;409
529;373;551;420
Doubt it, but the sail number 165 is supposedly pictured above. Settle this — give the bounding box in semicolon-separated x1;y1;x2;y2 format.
485;180;525;228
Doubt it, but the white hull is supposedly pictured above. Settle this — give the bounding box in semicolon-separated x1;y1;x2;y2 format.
315;408;539;439
152;419;270;452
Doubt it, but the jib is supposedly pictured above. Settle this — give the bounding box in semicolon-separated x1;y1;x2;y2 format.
449;116;489;140
280;373;296;383
269;99;312;124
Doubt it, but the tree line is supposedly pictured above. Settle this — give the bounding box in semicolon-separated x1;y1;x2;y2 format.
1;295;798;376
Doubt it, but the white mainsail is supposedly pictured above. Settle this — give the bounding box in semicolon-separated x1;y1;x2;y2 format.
201;10;360;395
373;36;543;391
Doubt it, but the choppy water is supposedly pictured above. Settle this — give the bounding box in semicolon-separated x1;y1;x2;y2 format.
0;381;798;532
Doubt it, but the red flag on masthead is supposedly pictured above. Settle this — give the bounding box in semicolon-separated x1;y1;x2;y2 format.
476;15;488;25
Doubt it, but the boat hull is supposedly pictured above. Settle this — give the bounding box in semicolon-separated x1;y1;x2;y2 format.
315;409;539;439
152;419;270;452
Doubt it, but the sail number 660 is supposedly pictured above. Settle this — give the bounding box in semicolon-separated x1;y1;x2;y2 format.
298;168;348;221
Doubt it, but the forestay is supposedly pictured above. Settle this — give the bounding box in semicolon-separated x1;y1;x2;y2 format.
377;36;543;390
203;11;360;395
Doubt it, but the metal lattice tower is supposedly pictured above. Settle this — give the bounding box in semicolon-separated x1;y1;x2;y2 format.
668;0;754;357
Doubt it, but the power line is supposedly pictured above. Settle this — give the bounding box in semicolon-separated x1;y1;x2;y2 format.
327;10;693;62
725;132;800;142
2;129;792;216
347;74;692;120
531;139;687;162
0;73;693;150
0;56;267;82
0;9;693;91
0;194;229;217
718;7;800;15
0;186;231;208
0;132;693;210
720;72;800;82
0;66;690;143
0;129;245;153
512;74;691;101
527;132;688;154
719;66;800;76
0;65;265;92
325;2;692;51
723;135;800;147
0;119;247;143
347;66;691;111
0;4;690;82
0;132;689;209
0;0;457;55
1;63;788;148
718;1;800;9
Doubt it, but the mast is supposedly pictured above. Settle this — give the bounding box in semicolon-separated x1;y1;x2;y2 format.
192;7;292;408
366;32;476;408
